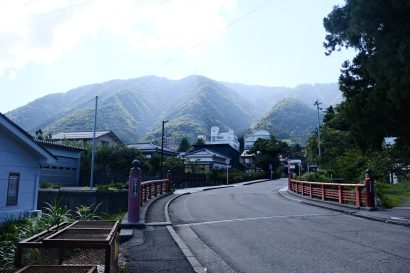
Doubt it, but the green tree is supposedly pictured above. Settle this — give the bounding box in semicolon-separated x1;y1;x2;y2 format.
178;137;191;152
323;0;410;151
248;136;289;177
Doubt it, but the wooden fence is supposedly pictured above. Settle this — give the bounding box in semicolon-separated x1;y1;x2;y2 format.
288;176;375;208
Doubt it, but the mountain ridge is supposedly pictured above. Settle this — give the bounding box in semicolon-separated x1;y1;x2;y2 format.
5;75;341;144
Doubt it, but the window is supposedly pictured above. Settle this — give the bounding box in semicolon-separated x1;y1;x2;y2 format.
7;173;20;206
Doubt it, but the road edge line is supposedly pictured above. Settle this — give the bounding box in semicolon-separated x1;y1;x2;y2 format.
165;193;206;273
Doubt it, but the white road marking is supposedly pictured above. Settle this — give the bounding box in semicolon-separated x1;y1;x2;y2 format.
173;213;338;227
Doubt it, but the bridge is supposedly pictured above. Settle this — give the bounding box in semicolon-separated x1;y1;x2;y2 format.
123;178;410;273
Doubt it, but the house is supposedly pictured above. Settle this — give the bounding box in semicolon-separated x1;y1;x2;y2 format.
183;149;230;174
244;130;270;149
210;126;240;151
239;150;256;172
193;143;241;169
127;142;179;158
0;113;56;222
36;140;85;186
51;130;123;146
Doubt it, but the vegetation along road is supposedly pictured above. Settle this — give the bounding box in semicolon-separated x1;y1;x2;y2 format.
169;179;410;273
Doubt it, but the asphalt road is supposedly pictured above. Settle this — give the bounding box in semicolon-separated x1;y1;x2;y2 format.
169;179;410;273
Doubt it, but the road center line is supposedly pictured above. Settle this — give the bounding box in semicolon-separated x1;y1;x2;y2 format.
173;213;338;227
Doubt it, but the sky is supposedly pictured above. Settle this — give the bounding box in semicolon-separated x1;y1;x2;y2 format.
0;0;354;113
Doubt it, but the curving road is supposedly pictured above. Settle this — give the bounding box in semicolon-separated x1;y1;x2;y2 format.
169;179;410;273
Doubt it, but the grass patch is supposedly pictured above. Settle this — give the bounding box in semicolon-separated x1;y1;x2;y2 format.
379;180;410;208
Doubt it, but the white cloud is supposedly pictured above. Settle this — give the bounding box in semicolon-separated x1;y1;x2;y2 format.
0;0;236;78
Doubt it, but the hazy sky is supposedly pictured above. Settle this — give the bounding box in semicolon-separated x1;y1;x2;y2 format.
0;0;353;113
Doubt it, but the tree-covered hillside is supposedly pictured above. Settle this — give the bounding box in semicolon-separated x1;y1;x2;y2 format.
252;98;317;143
6;75;338;144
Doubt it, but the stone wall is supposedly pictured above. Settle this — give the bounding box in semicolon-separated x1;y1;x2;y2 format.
37;188;128;215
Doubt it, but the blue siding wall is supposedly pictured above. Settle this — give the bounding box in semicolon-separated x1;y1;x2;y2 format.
0;129;40;221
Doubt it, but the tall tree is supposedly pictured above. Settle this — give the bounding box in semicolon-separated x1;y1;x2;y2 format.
323;0;410;151
178;137;191;152
248;137;289;176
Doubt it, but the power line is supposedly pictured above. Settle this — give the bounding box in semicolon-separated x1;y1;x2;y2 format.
0;0;95;28
152;0;273;73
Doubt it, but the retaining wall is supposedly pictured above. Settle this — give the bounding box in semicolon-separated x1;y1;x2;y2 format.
37;189;128;215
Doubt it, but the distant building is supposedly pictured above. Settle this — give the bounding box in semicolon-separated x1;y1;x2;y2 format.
239;150;256;172
127;142;178;159
193;143;241;169
197;135;207;142
166;137;179;151
244;130;270;149
210;126;239;151
183;149;230;174
36;140;85;186
51;130;123;146
0;113;56;222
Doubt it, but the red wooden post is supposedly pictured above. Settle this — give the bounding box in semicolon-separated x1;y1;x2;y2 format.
301;182;304;196
338;185;343;204
365;170;375;208
309;184;313;198
355;186;360;207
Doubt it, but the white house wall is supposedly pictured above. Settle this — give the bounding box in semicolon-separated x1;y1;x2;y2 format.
0;129;40;221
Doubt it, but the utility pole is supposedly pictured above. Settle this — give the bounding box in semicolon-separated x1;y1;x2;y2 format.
161;120;168;179
314;99;322;162
90;96;98;190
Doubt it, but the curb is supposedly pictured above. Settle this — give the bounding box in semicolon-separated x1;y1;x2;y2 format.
165;193;206;273
278;188;410;228
202;185;234;191
242;179;270;186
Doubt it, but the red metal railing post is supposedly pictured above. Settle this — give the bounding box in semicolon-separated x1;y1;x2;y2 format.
167;170;172;192
338;185;343;204
365;170;375;208
355;186;360;207
309;184;313;198
321;184;325;200
154;181;158;197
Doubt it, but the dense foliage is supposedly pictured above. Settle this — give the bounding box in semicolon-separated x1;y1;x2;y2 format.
323;0;410;152
248;136;289;177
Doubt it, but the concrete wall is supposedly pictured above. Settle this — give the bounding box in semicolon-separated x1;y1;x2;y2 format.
37;189;128;215
0;129;40;221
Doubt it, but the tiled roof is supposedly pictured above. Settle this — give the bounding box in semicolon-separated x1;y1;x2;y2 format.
127;142;178;154
35;139;86;151
52;131;112;140
184;148;230;160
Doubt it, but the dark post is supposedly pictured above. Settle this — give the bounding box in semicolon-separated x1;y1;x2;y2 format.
161;120;168;179
167;170;172;192
365;169;375;208
128;159;141;223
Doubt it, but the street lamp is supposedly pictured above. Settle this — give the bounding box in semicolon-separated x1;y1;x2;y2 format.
161;120;169;179
314;99;322;162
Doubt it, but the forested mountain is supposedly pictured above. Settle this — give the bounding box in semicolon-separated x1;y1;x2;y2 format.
252;98;318;143
6;75;339;144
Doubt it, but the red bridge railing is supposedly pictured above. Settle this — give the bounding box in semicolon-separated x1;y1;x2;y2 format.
140;171;172;205
288;175;374;208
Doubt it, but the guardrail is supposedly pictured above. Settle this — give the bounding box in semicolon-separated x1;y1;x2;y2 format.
288;174;375;208
140;173;171;205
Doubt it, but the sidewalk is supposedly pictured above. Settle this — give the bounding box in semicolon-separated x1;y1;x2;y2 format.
121;194;194;273
279;187;410;227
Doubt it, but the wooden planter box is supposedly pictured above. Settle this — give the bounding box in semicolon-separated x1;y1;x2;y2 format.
14;221;120;273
